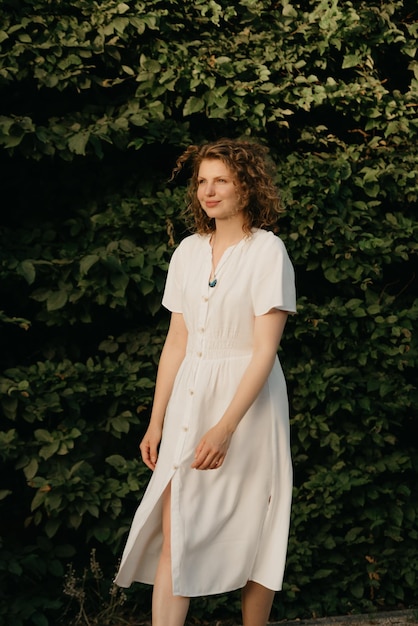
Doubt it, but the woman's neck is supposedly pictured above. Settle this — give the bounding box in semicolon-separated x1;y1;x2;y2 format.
211;218;246;247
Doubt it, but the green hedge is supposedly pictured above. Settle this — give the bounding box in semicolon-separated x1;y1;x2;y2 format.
0;1;417;624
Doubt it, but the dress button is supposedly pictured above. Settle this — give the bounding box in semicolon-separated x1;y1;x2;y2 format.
197;352;202;357
199;327;205;333
202;296;208;302
183;426;189;432
189;389;194;395
173;464;178;470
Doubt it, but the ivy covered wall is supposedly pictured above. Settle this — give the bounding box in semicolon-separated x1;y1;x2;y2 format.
0;1;417;624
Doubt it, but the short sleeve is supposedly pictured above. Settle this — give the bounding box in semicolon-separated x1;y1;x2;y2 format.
251;235;297;316
162;245;183;313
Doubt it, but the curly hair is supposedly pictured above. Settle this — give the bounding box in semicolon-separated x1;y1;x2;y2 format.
171;138;283;235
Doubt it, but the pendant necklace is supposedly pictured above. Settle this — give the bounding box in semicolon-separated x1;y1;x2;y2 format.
208;233;246;288
208;242;218;287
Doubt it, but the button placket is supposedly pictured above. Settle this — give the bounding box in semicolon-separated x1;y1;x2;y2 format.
196;283;210;358
173;280;211;470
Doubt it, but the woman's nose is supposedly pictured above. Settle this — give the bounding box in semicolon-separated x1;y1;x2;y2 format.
205;181;215;195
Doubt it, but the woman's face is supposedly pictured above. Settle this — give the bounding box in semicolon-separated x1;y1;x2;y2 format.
197;159;242;221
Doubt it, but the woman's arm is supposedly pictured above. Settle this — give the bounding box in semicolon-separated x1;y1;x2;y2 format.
140;312;188;470
192;308;288;470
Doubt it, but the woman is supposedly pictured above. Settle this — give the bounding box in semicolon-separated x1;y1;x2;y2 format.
115;138;297;626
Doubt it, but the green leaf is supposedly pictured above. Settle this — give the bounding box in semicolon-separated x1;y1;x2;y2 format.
121;65;135;76
2;133;24;148
34;430;53;443
109;415;130;433
23;458;39;480
31;489;47;512
313;569;333;579
105;454;126;468
342;54;361;69
68;132;90;155
45;518;61;538
183;96;205;116
46;290;68;311
1;397;18;420
39;441;60;460
282;3;298;17
117;2;130;13
80;254;100;275
19;260;36;284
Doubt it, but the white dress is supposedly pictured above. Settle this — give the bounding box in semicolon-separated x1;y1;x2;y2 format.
115;228;297;596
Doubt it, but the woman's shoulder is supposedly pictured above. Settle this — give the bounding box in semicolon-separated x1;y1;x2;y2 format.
250;228;288;253
171;233;209;257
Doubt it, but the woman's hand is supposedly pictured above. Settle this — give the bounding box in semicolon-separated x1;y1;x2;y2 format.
191;423;232;470
139;424;162;471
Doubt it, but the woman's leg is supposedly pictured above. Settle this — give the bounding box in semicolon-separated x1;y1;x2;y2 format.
152;482;190;626
241;580;275;626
